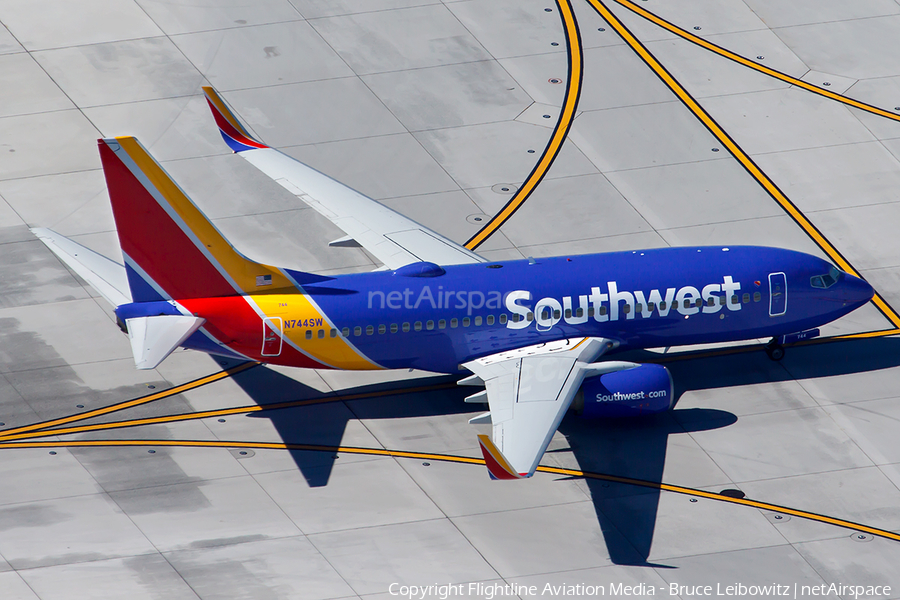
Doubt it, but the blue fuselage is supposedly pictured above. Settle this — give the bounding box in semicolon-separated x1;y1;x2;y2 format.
277;246;873;373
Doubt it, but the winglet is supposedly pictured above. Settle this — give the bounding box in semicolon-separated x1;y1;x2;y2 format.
202;86;269;152
477;435;526;480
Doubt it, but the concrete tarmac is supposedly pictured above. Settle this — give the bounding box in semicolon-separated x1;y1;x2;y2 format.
1;0;900;598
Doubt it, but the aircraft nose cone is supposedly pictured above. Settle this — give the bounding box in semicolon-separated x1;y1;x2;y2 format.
845;273;875;305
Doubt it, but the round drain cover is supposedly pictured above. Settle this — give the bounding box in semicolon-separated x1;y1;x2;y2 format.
491;183;519;194
765;512;790;523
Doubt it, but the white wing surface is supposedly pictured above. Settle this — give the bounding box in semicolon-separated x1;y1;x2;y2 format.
463;337;636;479
126;315;206;369
203;87;486;270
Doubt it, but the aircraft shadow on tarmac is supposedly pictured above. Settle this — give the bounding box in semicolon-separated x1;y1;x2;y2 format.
228;335;900;567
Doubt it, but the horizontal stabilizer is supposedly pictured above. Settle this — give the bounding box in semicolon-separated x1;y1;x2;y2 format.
32;228;131;307
126;315;205;369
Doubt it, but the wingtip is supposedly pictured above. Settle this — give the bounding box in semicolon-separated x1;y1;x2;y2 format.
477;434;526;480
201;86;268;152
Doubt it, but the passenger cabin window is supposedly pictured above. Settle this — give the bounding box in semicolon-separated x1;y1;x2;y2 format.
366;325;374;335
342;327;350;337
330;328;337;338
318;329;325;339
499;314;507;324
403;322;410;332
450;318;458;328
753;292;761;302
462;317;470;327
354;326;362;336
486;315;494;325
390;324;398;333
427;320;434;330
305;330;312;340
414;321;422;331
439;319;446;329
742;293;750;304
378;325;386;334
474;316;482;326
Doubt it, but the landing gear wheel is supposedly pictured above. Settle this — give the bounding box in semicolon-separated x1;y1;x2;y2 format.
765;342;785;361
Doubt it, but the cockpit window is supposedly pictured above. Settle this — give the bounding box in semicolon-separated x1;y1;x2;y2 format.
811;266;842;289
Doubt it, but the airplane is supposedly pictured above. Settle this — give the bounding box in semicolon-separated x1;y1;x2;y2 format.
33;87;875;480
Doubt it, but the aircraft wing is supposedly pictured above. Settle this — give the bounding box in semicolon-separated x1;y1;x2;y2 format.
462;337;636;479
202;87;487;270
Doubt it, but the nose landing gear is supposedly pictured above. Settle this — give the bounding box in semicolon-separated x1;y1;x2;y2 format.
765;339;785;361
765;328;819;361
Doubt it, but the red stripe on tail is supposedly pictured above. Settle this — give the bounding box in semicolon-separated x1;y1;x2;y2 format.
99;140;237;300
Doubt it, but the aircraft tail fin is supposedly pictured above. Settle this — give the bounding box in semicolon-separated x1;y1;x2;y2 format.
477;435;526;480
202;87;269;153
98;136;294;302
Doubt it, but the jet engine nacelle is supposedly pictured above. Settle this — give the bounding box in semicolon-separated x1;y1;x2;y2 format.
574;363;674;418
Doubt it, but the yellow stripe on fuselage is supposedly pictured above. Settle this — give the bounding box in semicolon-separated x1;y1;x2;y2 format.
251;294;381;370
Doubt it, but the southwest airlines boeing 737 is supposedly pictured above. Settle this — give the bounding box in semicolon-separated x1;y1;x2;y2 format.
33;88;874;480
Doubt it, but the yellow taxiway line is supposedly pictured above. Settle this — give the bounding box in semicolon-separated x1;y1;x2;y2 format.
0;380;459;442
2;437;897;543
0;323;893;445
464;0;583;250
0;361;259;440
612;0;900;123
585;0;900;331
1;0;897;553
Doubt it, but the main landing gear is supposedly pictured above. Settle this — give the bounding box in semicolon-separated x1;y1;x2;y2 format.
765;339;785;361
